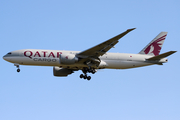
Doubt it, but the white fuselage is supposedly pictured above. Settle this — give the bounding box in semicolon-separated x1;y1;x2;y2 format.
3;49;168;70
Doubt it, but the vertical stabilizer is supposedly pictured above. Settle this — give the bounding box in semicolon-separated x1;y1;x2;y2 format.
139;32;167;56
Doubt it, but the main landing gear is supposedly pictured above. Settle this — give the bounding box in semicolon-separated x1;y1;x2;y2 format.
80;74;91;80
14;64;20;72
79;67;96;80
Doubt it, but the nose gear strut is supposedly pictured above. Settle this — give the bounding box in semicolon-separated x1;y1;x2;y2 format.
14;63;20;72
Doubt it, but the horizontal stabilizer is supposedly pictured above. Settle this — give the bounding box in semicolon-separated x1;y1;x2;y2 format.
147;51;177;60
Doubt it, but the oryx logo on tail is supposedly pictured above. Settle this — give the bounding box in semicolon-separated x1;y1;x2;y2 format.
139;32;167;56
144;34;166;56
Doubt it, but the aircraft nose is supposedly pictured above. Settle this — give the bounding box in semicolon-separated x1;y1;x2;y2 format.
3;55;8;60
3;55;6;59
3;54;12;62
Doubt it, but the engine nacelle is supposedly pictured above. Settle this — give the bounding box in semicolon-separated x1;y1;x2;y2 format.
53;67;73;77
59;53;78;65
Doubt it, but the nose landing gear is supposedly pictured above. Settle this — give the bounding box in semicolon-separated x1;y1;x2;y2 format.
14;64;20;72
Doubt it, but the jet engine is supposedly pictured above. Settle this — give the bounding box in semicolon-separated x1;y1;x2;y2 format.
59;54;79;64
53;66;73;77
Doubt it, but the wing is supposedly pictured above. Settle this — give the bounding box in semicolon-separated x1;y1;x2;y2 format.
76;28;136;58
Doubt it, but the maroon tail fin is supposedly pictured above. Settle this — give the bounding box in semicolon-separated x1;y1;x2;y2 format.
139;32;167;56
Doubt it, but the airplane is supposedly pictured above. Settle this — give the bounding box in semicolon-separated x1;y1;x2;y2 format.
3;28;176;80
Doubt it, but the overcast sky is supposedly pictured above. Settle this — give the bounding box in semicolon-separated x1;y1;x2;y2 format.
1;0;180;120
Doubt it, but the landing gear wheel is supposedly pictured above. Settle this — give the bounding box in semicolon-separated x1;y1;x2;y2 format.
17;69;20;72
83;75;87;79
87;76;91;80
80;74;84;78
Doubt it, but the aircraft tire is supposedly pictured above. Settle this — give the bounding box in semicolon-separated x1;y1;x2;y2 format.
80;74;84;78
17;69;20;72
87;76;91;80
84;75;87;79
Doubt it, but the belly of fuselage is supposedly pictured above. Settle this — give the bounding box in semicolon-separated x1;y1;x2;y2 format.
103;59;153;69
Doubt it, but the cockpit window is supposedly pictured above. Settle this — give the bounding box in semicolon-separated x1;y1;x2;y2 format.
8;52;12;54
